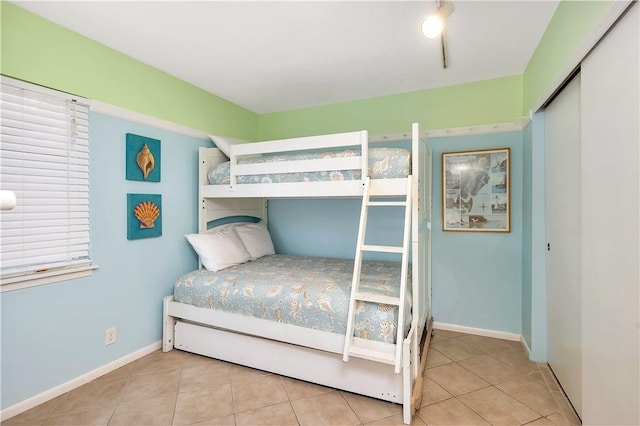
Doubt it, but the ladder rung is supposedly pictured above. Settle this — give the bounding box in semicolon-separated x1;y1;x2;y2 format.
344;176;410;370
347;341;396;364
361;244;403;253
367;201;407;207
355;292;401;306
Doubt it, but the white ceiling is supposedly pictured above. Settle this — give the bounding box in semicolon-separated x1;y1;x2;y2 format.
13;1;559;114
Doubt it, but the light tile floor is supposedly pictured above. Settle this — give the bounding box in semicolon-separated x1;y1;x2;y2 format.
2;329;581;425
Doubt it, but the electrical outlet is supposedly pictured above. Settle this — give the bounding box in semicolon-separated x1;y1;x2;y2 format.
105;327;116;345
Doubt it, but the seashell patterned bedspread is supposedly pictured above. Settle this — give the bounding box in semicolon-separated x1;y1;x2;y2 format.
174;254;412;343
208;147;411;184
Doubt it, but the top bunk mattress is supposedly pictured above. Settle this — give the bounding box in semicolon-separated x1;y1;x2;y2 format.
174;254;411;343
208;147;410;185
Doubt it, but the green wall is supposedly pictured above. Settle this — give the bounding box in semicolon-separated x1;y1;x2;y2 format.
523;0;614;113
258;0;617;140
0;1;259;140
259;75;523;140
2;0;615;140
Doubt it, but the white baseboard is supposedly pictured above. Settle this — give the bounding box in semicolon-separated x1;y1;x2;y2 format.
1;341;161;421
520;335;532;358
433;321;521;342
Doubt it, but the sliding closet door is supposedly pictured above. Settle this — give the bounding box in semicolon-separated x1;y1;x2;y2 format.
545;74;582;417
580;4;639;424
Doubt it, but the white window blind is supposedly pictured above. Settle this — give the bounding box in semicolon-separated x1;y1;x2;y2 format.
0;78;93;284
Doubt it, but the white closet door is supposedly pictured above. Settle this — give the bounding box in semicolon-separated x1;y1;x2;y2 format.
580;4;639;424
545;74;582;417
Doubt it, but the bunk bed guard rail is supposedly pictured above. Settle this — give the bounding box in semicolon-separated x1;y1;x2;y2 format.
228;130;369;189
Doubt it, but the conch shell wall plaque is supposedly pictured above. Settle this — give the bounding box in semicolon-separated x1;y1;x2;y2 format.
136;144;155;180
126;133;161;182
127;193;162;240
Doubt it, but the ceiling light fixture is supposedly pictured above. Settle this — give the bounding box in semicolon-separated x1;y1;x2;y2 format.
421;0;454;68
421;15;444;39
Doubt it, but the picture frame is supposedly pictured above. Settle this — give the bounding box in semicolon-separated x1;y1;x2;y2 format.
126;133;161;182
127;193;162;240
442;148;510;232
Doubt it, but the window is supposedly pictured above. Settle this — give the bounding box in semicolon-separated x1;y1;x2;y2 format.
0;77;95;291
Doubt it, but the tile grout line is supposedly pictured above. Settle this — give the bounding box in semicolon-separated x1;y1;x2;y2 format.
425;332;563;425
338;391;364;425
279;376;303;426
167;361;185;426
106;362;142;426
41;374;127;423
539;364;581;425
453;392;499;426
8;335;576;426
34;387;67;425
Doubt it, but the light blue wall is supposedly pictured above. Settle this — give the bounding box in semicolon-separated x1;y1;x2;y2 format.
529;112;547;361
0;113;209;409
429;131;523;334
522;123;533;347
268;198;405;262
522;115;548;360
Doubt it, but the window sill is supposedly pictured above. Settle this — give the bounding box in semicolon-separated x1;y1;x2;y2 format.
1;264;99;292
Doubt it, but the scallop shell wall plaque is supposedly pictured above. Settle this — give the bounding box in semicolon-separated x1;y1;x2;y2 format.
134;201;160;228
127;194;162;240
126;134;161;182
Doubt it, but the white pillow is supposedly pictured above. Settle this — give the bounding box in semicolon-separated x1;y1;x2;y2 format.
185;226;251;271
208;135;246;158
235;223;275;260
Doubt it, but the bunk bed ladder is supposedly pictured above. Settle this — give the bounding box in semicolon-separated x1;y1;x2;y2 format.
343;176;412;374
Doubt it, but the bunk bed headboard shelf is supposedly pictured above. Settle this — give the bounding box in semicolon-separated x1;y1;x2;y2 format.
166;123;432;425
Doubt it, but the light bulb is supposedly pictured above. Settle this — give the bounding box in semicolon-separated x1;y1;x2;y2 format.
421;15;443;39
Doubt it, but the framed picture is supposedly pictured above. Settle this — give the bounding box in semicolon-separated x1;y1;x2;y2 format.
126;133;161;182
442;148;510;232
127;193;162;240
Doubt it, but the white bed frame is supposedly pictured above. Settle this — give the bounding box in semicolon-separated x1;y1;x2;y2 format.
163;123;432;424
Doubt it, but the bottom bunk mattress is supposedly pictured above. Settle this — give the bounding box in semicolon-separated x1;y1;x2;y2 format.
174;254;411;343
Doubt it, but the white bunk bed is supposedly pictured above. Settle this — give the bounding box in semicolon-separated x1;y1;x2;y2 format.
163;123;432;424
